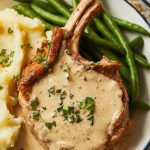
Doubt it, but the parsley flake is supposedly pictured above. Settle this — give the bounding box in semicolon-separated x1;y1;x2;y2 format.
63;63;70;80
36;48;41;53
56;89;62;93
8;27;14;34
45;121;56;130
13;71;22;83
42;106;47;110
60;91;67;105
65;49;71;56
84;76;87;81
69;93;74;99
57;105;82;123
48;86;55;97
45;40;53;48
10;51;15;57
80;97;95;126
33;55;49;69
30;98;39;110
32;110;41;121
0;85;3;91
0;49;15;67
33;55;46;63
21;43;32;49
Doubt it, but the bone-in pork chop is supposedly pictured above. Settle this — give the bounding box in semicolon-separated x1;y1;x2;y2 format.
18;0;129;150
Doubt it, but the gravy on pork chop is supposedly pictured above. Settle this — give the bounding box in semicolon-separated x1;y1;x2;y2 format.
17;0;129;149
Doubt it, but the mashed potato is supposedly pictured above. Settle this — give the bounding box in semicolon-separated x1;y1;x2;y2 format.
0;9;46;150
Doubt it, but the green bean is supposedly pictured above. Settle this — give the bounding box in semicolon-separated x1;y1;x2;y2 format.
46;0;71;18
102;10;139;102
86;29;148;68
112;17;150;36
20;0;148;70
21;0;148;70
126;37;148;66
93;14;147;63
72;0;79;9
94;18;118;44
131;101;150;110
45;0;146;68
93;18;147;64
30;3;67;26
86;26;100;39
13;4;53;30
94;18;145;52
89;20;147;66
32;0;57;14
87;26;148;69
83;33;125;54
129;36;144;51
134;53;150;68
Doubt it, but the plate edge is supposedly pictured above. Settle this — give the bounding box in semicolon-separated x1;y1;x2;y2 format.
123;1;150;150
124;0;150;29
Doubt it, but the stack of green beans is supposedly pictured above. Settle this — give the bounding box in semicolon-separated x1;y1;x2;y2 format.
13;0;150;110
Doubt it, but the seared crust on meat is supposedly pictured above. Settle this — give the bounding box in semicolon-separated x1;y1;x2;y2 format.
18;0;129;149
18;28;64;99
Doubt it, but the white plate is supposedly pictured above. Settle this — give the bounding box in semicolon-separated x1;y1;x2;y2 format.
0;0;150;150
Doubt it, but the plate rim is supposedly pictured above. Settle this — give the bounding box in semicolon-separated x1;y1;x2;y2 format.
142;0;150;7
124;0;150;28
123;1;150;149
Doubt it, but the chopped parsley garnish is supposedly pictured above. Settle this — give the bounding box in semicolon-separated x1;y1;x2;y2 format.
8;27;14;34
33;55;49;69
0;55;7;64
33;55;46;63
0;85;3;91
60;91;67;100
43;60;50;69
80;97;95;126
87;111;94;126
21;43;32;49
48;86;55;97
60;90;67;105
42;106;47;110
65;49;71;56
57;105;82;123
32;110;41;121
0;49;15;67
84;76;87;81
36;48;41;53
46;40;53;48
26;43;32;49
30;98;39;110
13;71;22;83
69;93;74;99
45;121;56;130
63;63;70;80
56;89;62;93
10;51;15;58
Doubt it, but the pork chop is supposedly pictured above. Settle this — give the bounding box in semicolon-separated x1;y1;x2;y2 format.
18;0;129;150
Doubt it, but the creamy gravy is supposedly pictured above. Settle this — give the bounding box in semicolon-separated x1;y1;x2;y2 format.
11;107;44;150
13;51;124;150
12;122;43;150
21;50;124;150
